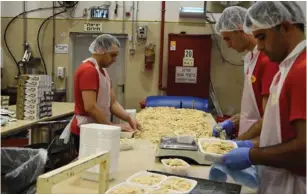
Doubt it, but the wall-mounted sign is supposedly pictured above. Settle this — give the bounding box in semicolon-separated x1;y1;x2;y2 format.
175;66;197;84
170;41;176;51
184;49;193;58
54;44;68;54
183;49;194;66
84;22;102;32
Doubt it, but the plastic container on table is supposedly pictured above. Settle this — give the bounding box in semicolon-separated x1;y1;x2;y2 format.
126;171;167;188
161;158;190;176
105;182;154;194
198;138;237;163
159;176;198;194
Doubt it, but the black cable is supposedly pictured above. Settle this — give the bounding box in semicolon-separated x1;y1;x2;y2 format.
58;1;78;9
208;12;244;67
70;2;78;18
3;6;63;76
37;9;67;75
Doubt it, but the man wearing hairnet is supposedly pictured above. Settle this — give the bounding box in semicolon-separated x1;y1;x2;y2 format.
60;34;140;152
212;6;279;146
222;2;306;193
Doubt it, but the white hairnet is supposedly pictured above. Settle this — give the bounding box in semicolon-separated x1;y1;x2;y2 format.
215;6;248;34
89;34;120;55
244;1;306;33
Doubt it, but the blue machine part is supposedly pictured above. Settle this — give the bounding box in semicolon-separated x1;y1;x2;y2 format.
145;96;209;112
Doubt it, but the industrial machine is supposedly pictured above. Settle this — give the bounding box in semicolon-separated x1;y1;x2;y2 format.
155;136;218;165
155;136;211;165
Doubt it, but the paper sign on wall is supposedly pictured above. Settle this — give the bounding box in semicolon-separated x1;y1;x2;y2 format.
170;41;176;51
84;22;103;32
54;44;69;54
184;49;193;58
183;49;194;66
175;66;197;84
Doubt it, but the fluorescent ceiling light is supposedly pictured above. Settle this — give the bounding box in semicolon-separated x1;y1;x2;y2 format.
180;7;204;13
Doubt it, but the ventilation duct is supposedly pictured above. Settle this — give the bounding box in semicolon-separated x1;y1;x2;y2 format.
178;2;215;24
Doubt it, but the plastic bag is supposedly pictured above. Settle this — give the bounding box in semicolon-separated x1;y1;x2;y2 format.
209;163;259;189
1;147;48;194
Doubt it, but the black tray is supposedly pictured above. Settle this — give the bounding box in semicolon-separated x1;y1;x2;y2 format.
147;170;242;194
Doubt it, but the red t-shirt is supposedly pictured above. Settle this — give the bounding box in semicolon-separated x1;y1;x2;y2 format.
71;61;110;135
278;50;306;176
249;52;279;117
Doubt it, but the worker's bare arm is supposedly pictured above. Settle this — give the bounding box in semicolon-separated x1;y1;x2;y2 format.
237;95;269;141
82;90;112;124
229;113;240;126
110;89;130;122
237;119;262;141
250;119;306;168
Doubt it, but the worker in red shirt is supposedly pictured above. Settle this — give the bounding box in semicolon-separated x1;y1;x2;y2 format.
213;6;279;145
60;34;140;152
222;2;306;193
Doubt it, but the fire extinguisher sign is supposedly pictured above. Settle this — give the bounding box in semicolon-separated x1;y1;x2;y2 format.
175;66;197;84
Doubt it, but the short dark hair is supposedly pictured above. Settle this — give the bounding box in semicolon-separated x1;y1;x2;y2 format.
275;23;305;33
294;23;305;32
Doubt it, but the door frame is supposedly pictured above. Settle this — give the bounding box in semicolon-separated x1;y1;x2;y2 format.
68;32;128;105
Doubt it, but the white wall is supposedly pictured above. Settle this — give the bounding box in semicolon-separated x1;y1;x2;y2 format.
2;1;306;22
1;1;219;21
1;1;205;21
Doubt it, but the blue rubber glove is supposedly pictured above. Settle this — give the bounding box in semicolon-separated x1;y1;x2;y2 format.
212;120;234;137
222;147;252;170
234;140;254;148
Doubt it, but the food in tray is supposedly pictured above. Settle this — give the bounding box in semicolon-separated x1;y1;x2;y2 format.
108;184;147;194
201;141;235;155
148;188;169;194
130;174;164;186
164;158;189;167
135;107;212;143
120;138;134;144
160;177;193;192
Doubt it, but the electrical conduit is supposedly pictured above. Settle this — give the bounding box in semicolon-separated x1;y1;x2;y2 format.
158;1;166;91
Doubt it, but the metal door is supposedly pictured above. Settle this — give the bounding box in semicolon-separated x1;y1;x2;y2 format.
70;33;127;123
167;34;212;98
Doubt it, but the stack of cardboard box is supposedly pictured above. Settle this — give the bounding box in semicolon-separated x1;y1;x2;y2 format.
1;96;10;110
16;75;53;120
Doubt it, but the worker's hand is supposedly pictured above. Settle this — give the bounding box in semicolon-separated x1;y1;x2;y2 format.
112;123;134;132
119;124;135;132
229;113;240;126
222;147;252;170
212;120;234;137
234;140;254;148
127;117;141;130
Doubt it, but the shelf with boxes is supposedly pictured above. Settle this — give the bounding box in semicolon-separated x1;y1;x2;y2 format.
16;75;54;120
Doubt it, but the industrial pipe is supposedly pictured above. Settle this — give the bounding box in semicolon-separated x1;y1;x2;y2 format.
158;1;166;91
122;1;125;33
52;2;56;82
23;2;27;51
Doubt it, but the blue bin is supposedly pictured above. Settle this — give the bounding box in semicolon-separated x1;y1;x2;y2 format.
146;96;208;112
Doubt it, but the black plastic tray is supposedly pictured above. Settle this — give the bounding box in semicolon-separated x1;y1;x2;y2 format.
147;170;242;194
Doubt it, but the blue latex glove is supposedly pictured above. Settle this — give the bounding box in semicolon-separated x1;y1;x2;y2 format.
222;147;252;170
209;164;259;189
212;120;234;137
235;140;254;148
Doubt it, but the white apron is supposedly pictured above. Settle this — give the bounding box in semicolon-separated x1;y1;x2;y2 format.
239;48;261;136
60;58;111;144
258;40;306;194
